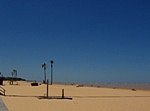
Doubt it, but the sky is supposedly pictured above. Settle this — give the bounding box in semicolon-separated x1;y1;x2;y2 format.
0;0;150;82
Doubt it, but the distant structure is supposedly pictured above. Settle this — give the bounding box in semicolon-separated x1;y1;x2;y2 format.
12;69;17;78
0;72;3;77
42;63;47;84
10;69;17;85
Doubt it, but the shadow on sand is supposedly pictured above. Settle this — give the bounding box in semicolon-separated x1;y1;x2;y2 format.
5;95;38;97
5;95;72;100
5;95;150;99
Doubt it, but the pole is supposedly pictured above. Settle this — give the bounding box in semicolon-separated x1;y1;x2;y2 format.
11;72;13;85
42;63;46;84
50;60;54;85
44;67;46;84
62;89;64;98
46;80;49;98
51;64;53;85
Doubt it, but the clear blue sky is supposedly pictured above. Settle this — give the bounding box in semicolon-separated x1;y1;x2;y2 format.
0;0;150;82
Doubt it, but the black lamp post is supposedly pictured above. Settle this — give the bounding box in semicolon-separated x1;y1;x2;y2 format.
42;63;46;84
50;60;54;85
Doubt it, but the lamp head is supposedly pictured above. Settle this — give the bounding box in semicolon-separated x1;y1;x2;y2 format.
50;60;54;64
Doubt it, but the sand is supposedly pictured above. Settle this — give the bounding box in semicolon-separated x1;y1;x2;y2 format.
1;81;150;111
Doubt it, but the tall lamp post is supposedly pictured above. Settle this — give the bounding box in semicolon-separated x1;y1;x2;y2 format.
42;63;46;84
50;60;54;85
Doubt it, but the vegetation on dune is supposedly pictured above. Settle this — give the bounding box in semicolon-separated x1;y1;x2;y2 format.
2;77;26;81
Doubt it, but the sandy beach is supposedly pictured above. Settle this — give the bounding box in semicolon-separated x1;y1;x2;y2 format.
1;81;150;111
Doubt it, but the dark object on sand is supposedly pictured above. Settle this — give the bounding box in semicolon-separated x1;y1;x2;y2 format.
0;77;3;85
31;82;38;86
131;88;136;91
76;84;84;87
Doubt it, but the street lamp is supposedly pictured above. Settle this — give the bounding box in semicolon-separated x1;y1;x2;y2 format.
42;63;46;84
50;60;54;85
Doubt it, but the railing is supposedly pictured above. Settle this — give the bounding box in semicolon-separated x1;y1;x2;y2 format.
0;87;6;96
